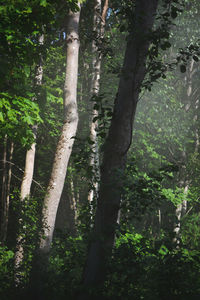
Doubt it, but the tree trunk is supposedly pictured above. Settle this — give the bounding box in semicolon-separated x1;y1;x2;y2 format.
21;33;44;200
0;138;13;244
1;135;7;243
88;0;109;208
14;34;44;285
79;0;158;296
20;128;37;200
4;141;14;242
40;4;81;254
55;179;77;235
173;58;197;246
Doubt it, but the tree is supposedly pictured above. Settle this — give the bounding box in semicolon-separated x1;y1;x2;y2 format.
14;34;44;285
80;0;159;295
40;2;81;255
88;0;109;208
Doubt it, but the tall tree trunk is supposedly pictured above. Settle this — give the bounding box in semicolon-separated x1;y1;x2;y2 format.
88;0;109;207
20;127;37;200
0;138;13;244
40;4;81;254
20;33;44;200
173;58;197;246
14;34;44;285
3;141;14;243
79;0;158;296
0;135;7;243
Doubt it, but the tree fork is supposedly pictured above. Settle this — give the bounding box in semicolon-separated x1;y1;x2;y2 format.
79;1;159;298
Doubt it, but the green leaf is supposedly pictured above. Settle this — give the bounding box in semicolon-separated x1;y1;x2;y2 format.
40;0;47;7
0;112;4;122
159;245;169;256
24;65;30;77
24;7;32;13
6;35;13;41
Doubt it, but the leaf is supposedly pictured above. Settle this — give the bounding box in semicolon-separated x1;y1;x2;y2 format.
23;115;34;125
180;64;186;73
24;65;30;77
0;111;4;122
25;7;32;13
6;35;13;41
40;0;47;7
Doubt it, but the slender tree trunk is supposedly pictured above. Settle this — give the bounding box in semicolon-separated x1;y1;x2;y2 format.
0;135;7;243
55;178;77;235
14;34;44;285
20;33;44;200
88;0;109;207
20;128;37;200
29;10;81;298
173;58;197;246
173;182;189;246
40;4;81;254
0;138;13;244
79;1;158;296
4;142;14;242
70;178;78;224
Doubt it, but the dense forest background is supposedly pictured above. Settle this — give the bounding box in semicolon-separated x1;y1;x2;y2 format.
1;0;200;299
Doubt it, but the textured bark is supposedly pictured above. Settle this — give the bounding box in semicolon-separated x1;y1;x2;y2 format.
173;183;189;246
55;179;77;235
0;138;13;244
4;142;14;241
40;5;81;254
20;128;37;200
0;135;7;243
0;140;13;243
80;0;158;295
173;58;198;246
88;0;109;205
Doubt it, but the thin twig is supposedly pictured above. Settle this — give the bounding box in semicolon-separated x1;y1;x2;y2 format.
0;160;44;190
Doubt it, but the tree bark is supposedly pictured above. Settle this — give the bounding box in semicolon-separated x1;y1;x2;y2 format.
0;135;8;243
88;0;109;207
173;58;198;246
21;33;44;200
4;142;14;242
79;0;158;296
0;138;13;244
20;128;37;200
40;4;81;254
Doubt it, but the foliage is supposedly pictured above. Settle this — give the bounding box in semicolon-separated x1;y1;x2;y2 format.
0;246;14;297
46;233;86;299
0;0;200;299
0;92;42;145
104;229;200;300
